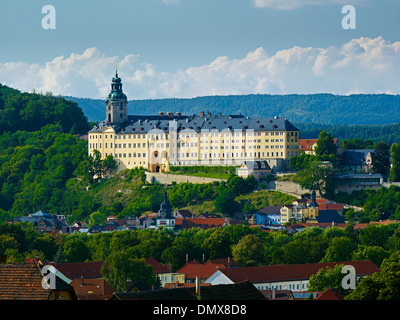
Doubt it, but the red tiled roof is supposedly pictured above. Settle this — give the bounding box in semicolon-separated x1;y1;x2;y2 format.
205;258;240;267
181;218;226;230
306;198;330;204
144;258;172;274
50;261;103;280
318;203;344;211
176;262;226;280
299;138;339;151
164;282;211;289
316;287;345;300
216;260;379;284
70;278;116;300
0;263;51;300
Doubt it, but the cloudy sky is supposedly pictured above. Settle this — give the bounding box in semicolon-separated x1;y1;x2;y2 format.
0;0;399;99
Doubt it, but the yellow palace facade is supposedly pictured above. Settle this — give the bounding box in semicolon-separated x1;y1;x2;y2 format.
88;72;300;173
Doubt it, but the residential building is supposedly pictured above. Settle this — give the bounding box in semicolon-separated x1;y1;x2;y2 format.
176;260;226;284
88;71;300;174
299;138;344;157
143;258;185;288
0;260;77;300
339;149;375;172
335;173;384;193
70;278;116;300
204;260;379;292
17;210;70;234
304;189;345;224
110;280;266;300
237;160;272;179
179;218;228;230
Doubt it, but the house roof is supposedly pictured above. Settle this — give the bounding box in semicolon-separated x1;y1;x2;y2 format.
318;203;344;211
205;258;240;268
340;149;375;166
144;258;172;274
111;280;267;300
0;262;75;300
90;113;299;135
70;278;116;300
0;263;50;300
50;261;104;280
181;218;226;230
240;160;271;171
260;289;293;300
299;138;339;152
261;206;281;215
173;209;193;218
212;260;379;284
315;210;346;224
164;282;212;289
316;287;345;300
176;262;226;279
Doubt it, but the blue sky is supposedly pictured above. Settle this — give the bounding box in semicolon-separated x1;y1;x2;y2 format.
0;0;399;99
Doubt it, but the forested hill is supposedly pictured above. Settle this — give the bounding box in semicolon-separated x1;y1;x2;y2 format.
66;93;400;125
0;84;90;135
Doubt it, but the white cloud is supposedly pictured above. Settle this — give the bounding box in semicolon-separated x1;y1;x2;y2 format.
0;37;399;99
252;0;367;10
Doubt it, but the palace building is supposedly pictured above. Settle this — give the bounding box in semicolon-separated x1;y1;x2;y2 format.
88;71;300;173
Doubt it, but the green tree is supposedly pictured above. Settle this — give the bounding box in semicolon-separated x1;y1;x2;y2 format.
63;237;91;262
372;142;391;175
352;245;390;267
101;252;157;292
202;229;232;259
389;143;400;182
232;234;266;266
296;161;337;198
346;255;400;300
89;211;107;227
31;233;58;261
308;264;350;295
103;155;118;178
314;130;337;156
214;190;241;217
320;237;356;262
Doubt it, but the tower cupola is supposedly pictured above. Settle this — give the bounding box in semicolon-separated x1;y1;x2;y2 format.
106;69;128;125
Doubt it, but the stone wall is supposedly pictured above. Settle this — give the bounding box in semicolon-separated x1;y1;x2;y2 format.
146;172;225;185
264;180;313;197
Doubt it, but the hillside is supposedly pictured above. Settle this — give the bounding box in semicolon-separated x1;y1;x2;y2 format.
0;84;90;135
66;93;400;125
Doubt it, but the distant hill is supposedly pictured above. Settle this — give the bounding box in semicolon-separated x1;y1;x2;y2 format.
0;84;90;135
65;93;400;125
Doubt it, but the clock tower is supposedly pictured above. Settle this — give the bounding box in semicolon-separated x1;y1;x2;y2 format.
105;70;128;125
156;189;175;229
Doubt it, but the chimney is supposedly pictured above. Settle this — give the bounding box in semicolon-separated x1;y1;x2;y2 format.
227;257;230;268
176;112;182;117
218;112;221;116
186;254;189;264
167;112;173;117
272;287;276;300
200;112;204;116
207;112;211;116
202;254;205;264
159;112;164;117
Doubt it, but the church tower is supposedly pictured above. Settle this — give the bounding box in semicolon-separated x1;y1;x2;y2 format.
156;188;175;229
308;187;319;220
105;70;128;125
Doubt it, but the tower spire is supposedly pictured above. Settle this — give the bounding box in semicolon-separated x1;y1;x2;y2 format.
105;69;128;125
